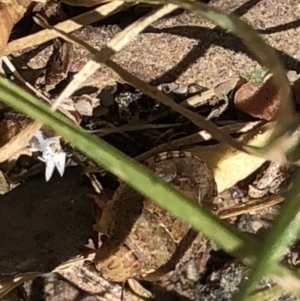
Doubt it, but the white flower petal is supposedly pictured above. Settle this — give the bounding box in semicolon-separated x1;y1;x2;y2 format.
28;131;45;151
45;158;56;182
54;152;66;177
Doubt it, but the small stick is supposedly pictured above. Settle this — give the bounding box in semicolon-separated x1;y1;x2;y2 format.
218;195;284;219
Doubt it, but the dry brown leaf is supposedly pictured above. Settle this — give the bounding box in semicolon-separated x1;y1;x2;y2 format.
234;77;281;121
0;170;10;194
0;0;32;53
0;122;41;163
0;119;22;147
187;122;274;193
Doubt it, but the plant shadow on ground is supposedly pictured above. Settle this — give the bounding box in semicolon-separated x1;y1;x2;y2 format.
0;168;95;274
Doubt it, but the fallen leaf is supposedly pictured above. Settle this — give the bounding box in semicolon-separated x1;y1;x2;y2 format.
187;122;274;193
0;122;42;163
0;169;10;194
234;78;280;121
0;0;32;54
0;119;22;146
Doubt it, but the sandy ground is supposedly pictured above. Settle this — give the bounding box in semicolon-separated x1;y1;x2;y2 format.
67;0;300;89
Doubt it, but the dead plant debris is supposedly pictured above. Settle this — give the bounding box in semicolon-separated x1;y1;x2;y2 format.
0;0;300;300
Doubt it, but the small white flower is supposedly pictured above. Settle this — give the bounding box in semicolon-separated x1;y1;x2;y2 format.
39;142;66;181
28;131;67;181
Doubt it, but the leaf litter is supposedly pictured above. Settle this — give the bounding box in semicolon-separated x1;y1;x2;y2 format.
3;1;299;300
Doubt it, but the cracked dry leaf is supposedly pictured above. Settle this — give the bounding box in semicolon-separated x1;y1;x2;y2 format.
186;123;274;193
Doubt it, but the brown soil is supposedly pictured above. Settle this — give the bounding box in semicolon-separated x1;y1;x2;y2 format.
67;0;300;89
